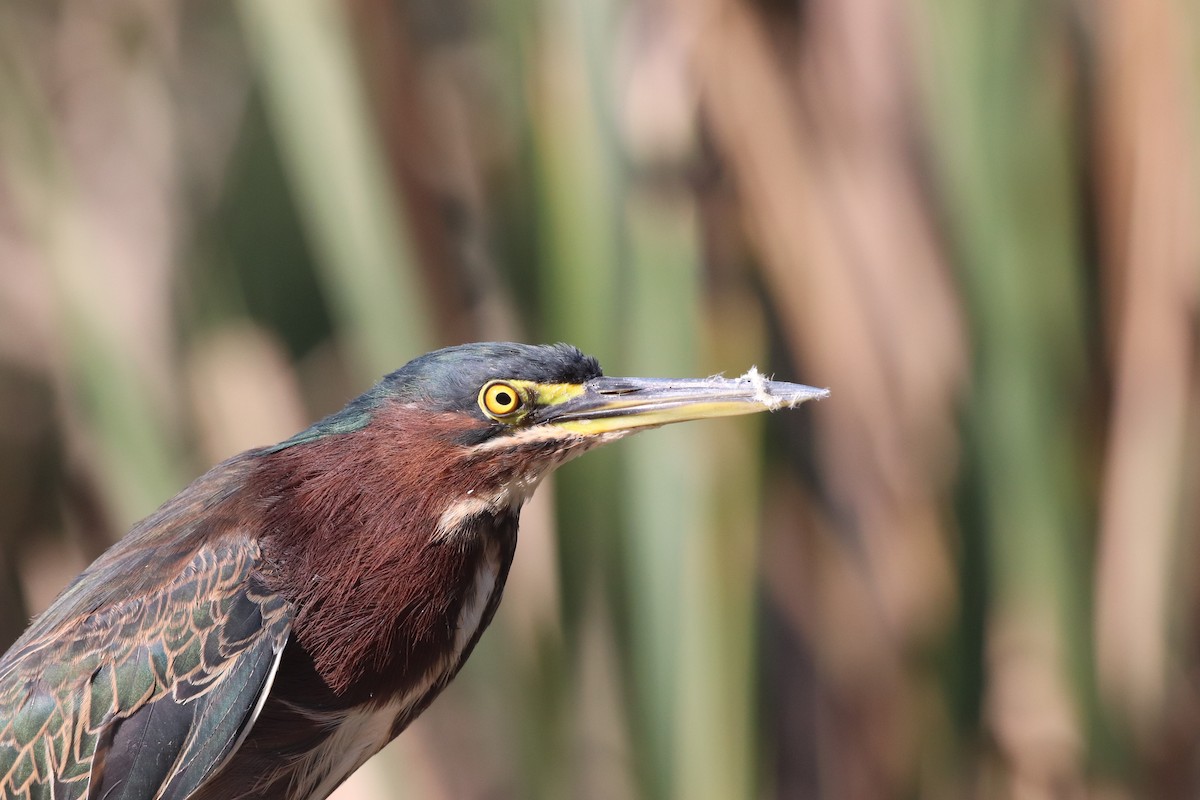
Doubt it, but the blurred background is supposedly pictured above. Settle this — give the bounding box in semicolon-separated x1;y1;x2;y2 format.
0;0;1197;798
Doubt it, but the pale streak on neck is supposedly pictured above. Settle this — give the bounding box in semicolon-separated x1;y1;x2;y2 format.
433;425;628;540
432;472;543;541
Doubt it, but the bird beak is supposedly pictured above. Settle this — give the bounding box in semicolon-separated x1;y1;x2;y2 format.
541;369;829;436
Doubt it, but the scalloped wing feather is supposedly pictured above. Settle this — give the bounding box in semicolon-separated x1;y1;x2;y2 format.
0;539;291;800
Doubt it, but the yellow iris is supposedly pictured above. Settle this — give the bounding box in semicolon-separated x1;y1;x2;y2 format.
480;381;523;418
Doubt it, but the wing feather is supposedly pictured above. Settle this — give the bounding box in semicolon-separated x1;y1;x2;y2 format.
0;536;291;800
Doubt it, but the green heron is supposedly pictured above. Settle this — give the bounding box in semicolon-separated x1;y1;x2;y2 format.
0;342;825;799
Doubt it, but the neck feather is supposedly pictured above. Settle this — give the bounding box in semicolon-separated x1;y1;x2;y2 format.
251;405;525;698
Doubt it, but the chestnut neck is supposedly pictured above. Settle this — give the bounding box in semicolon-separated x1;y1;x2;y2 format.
250;405;524;701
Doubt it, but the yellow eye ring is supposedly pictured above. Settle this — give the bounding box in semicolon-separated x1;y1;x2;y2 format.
480;380;523;418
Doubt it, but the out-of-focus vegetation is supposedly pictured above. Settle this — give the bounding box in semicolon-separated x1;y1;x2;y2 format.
1;0;1198;797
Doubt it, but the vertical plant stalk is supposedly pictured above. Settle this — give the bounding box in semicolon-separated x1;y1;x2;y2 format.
530;0;625;795
235;0;432;380
0;3;188;523
916;0;1090;792
676;0;965;791
1093;0;1200;731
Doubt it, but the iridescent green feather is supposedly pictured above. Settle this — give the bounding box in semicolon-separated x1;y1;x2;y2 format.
0;534;291;799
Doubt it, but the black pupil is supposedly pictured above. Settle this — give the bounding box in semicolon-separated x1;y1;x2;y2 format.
495;390;513;407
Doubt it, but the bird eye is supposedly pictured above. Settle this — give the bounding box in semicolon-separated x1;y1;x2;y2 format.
480;381;523;419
